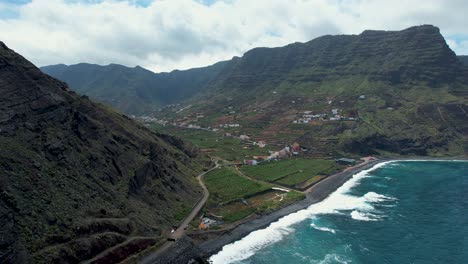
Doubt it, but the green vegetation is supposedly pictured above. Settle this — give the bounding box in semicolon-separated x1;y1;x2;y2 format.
204;167;271;206
209;188;305;224
203;166;305;224
241;158;340;186
152;126;275;161
219;207;257;223
173;204;192;223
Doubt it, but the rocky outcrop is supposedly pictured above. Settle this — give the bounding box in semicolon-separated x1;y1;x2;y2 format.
0;42;203;263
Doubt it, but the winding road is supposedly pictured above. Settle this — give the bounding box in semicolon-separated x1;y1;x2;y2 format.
139;160;219;264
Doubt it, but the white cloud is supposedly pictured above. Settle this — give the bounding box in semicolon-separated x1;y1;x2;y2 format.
1;0;468;72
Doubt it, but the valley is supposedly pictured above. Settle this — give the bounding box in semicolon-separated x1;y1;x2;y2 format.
1;22;467;264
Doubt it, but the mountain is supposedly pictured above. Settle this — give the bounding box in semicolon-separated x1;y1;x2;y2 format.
170;25;468;156
42;25;468;156
0;42;206;263
203;25;465;96
41;61;228;115
459;55;468;66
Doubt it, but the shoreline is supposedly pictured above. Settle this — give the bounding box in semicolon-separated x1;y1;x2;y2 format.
198;159;385;259
149;157;467;263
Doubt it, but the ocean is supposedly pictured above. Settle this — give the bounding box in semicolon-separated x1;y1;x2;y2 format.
210;160;468;264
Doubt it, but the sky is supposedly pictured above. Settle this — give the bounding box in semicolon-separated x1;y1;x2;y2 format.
0;0;467;72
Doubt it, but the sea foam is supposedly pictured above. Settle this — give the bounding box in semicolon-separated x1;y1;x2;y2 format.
310;222;336;234
210;161;394;264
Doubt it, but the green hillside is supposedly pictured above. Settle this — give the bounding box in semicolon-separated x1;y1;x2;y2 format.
41;61;228;115
161;25;468;156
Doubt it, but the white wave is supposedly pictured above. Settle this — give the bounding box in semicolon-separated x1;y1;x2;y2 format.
209;161;393;264
364;192;397;202
318;253;350;264
350;210;380;221
310;222;336;234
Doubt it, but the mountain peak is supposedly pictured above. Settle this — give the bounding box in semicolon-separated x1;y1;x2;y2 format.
361;24;440;35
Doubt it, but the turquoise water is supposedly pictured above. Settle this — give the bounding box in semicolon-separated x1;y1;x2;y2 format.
210;161;468;264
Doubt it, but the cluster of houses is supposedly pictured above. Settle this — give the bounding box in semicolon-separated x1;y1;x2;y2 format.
292;108;358;124
254;140;267;148
243;142;302;165
292;111;327;124
186;124;201;129
225;133;266;148
329;109;358;121
198;217;223;229
219;123;240;128
137;116;169;126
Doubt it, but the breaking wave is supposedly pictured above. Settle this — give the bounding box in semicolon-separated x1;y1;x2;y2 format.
209;161;395;264
310;222;336;234
350;210;380;221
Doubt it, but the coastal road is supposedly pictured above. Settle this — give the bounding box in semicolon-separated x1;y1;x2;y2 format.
139;160;219;264
170;162;218;239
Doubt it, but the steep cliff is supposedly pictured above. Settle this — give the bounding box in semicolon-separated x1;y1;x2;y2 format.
0;42;205;263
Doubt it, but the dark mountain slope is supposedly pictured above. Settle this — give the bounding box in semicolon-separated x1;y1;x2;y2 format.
41;61;228;115
459;55;468;66
0;42;205;263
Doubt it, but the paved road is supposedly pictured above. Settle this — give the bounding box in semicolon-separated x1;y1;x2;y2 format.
139;161;218;264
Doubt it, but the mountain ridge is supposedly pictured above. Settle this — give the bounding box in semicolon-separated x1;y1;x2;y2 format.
0;41;205;263
41;25;468;156
42;25;467;116
41;60;229;115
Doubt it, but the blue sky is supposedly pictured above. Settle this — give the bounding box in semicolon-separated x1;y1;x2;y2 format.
0;0;467;72
1;0;31;4
0;0;219;18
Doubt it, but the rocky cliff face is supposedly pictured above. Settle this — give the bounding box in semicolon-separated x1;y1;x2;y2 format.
0;42;204;263
208;25;464;95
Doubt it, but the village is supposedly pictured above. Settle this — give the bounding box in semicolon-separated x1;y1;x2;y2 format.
292;96;365;124
131;97;372;232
